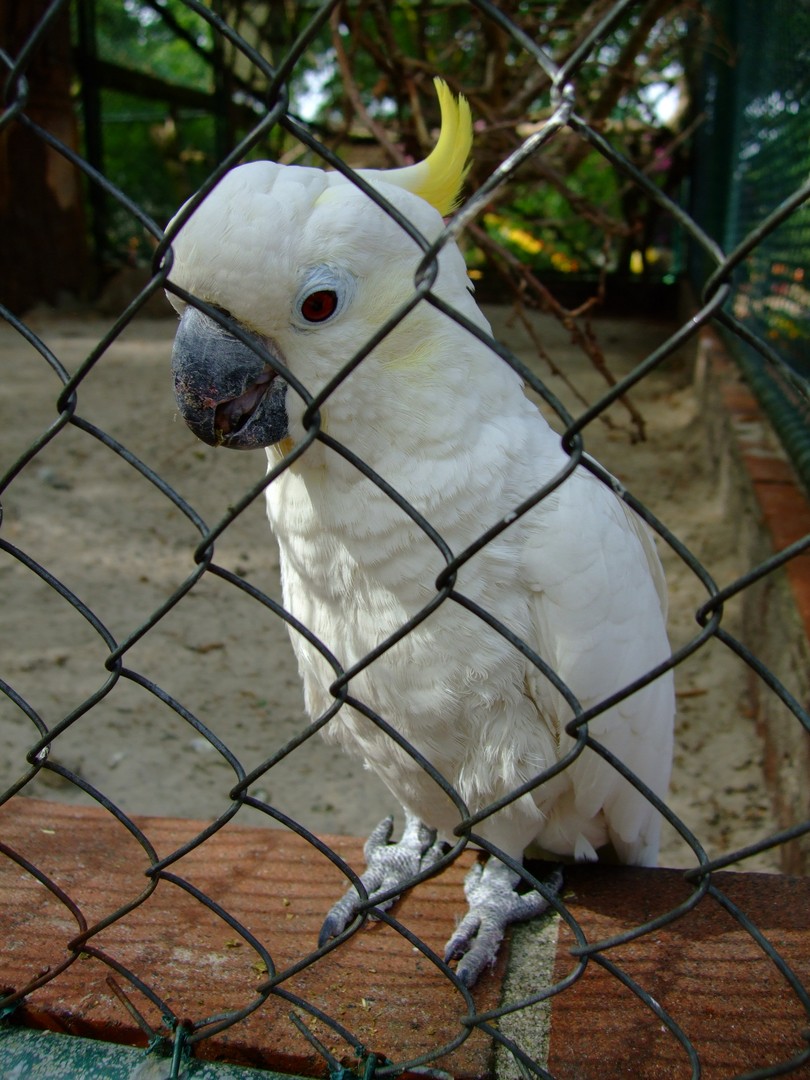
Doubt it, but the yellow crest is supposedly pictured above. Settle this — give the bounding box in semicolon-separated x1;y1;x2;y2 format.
372;78;472;216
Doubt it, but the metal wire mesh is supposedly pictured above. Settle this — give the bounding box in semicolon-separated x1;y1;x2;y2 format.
2;1;810;1077
689;0;810;491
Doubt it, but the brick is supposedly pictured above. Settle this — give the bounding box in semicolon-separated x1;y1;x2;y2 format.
0;798;496;1077
547;865;810;1079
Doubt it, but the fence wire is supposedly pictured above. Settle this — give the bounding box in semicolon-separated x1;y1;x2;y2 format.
1;2;810;1078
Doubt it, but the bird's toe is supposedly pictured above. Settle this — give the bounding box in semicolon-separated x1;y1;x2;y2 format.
444;859;563;986
319;812;447;948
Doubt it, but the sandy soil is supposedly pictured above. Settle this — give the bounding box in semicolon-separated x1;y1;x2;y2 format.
0;303;779;872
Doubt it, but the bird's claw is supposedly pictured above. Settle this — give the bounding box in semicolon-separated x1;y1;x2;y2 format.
362;813;396;861
444;859;563;987
318;813;447;948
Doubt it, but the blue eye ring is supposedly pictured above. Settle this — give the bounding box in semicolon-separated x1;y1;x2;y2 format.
293;265;356;329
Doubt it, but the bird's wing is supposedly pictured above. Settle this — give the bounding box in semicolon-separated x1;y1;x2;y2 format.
520;467;674;865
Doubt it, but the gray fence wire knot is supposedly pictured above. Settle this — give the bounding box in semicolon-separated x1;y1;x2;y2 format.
1;1;809;1078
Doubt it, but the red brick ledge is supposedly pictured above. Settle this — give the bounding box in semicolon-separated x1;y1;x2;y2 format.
2;798;809;1078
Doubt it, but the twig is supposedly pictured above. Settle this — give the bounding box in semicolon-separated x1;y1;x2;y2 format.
329;6;408;166
469;222;647;440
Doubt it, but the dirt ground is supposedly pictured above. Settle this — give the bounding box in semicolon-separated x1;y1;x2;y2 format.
0;303;780;872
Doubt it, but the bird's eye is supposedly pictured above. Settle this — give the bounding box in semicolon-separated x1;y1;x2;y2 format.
294;266;355;329
300;289;339;323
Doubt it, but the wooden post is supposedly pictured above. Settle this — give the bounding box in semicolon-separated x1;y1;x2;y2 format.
0;0;91;312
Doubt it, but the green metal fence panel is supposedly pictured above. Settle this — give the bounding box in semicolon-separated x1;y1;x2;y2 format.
691;0;810;485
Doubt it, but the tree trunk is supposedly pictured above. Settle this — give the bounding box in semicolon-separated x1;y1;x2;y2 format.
0;1;90;313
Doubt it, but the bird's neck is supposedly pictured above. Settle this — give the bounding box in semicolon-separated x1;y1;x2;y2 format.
264;358;558;568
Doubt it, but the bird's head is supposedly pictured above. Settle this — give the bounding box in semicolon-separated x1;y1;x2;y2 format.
166;79;481;453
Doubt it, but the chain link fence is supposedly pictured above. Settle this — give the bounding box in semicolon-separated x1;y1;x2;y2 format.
2;1;810;1077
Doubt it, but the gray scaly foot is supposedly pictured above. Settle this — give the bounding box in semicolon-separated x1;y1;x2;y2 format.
444;857;564;986
319;811;447;947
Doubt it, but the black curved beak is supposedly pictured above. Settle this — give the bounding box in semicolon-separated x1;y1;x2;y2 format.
171;306;289;450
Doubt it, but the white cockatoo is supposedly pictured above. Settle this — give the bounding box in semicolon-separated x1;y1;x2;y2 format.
166;80;674;986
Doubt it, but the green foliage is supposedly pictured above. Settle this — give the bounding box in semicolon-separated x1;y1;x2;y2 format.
100;91;216;255
504;153;624;275
78;0;697;280
95;0;212;90
87;1;217;256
